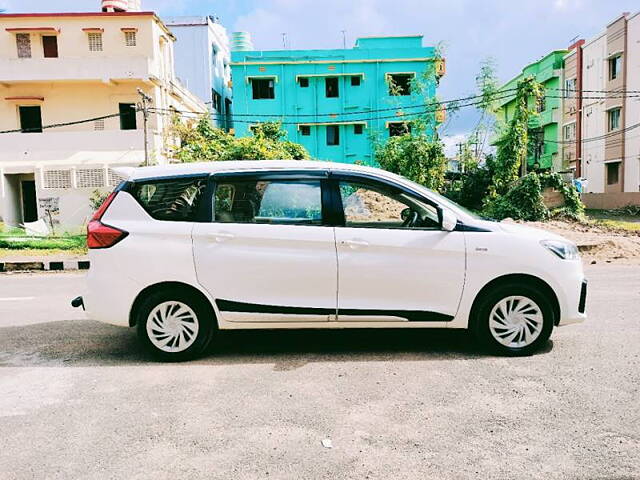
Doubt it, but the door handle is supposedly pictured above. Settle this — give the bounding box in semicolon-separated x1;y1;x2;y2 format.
342;239;369;248
211;232;235;242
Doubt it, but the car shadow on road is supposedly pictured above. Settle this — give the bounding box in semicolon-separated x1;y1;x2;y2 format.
0;320;554;369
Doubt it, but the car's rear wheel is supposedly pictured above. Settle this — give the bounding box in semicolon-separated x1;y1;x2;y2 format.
136;289;215;361
472;284;554;356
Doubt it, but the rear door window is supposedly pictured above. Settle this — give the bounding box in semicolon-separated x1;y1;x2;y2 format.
213;178;322;225
130;176;207;221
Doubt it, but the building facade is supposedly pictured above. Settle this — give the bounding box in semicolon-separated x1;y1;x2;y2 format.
495;50;568;172
0;5;205;229
573;12;640;195
164;16;232;129
230;36;445;165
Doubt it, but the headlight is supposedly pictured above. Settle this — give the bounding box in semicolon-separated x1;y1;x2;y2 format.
541;239;580;260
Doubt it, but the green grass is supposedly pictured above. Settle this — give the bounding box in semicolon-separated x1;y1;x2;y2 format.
0;223;87;251
585;209;640;233
0;234;86;250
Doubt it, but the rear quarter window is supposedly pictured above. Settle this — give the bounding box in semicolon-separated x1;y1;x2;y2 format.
130;176;207;221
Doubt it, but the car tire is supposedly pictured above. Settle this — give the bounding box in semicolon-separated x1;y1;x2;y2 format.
472;283;554;356
136;288;216;361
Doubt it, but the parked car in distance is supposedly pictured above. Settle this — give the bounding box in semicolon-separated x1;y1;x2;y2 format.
76;161;587;360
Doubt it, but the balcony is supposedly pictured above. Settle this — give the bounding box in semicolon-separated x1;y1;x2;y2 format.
0;56;158;84
0;129;146;170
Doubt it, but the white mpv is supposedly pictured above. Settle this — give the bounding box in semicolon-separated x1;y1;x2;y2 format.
78;161;587;360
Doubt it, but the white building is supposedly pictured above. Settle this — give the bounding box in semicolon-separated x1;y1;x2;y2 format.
576;12;640;202
164;16;232;130
0;1;206;229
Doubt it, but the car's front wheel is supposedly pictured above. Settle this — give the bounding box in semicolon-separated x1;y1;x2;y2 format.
472;284;554;356
136;289;215;361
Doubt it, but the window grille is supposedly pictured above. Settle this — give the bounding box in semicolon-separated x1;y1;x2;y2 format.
125;31;137;47
43;170;72;189
108;169;128;186
76;168;105;188
94;118;105;131
88;33;103;52
16;33;31;58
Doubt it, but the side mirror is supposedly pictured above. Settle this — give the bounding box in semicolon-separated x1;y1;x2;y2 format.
440;209;457;232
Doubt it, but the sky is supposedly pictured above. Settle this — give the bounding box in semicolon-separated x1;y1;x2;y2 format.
2;0;639;154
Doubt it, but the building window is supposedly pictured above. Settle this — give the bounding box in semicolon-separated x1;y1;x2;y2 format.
88;32;103;52
387;73;413;96
563;123;576;141
607;162;620;185
19;105;43;133
351;76;361;86
119;103;137;130
299;77;309;88
212;89;222;112
16;33;31;58
565;78;576;98
354;124;364;134
251;78;275;99
388;122;410;137
326;125;340;145
536;94;546;113
42;36;58;58
609;55;622;81
94;118;105;131
124;31;137;47
300;125;311;136
325;77;339;98
608;108;621;132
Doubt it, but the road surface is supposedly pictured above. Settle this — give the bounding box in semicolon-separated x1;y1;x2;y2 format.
0;265;638;479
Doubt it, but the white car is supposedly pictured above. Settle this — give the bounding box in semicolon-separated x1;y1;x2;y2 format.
77;161;587;360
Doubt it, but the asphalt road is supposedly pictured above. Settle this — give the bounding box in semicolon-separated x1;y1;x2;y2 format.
0;266;638;480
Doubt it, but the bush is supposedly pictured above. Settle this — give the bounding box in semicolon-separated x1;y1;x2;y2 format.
375;133;447;191
172;118;310;162
483;172;584;221
445;156;495;211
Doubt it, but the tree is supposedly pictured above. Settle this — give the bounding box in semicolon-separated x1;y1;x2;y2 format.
375;133;447;191
171;117;310;163
490;76;543;196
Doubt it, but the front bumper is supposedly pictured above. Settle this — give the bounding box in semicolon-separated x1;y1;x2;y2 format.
557;276;587;326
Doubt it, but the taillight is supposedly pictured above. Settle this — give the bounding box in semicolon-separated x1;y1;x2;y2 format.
87;221;128;249
87;191;128;249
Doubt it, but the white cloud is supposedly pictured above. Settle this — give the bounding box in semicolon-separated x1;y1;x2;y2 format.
441;134;468;158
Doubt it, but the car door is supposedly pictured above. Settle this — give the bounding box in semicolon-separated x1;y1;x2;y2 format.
192;171;338;323
332;174;466;324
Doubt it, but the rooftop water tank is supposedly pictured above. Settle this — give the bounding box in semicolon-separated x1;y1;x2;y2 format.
231;32;254;51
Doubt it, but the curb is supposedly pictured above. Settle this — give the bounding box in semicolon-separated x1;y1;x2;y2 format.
0;260;90;273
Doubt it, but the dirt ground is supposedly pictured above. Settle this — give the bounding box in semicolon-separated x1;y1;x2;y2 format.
520;219;640;265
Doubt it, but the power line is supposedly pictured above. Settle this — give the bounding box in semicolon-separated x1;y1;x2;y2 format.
149;94;514;125
545;121;640;145
0;112;122;135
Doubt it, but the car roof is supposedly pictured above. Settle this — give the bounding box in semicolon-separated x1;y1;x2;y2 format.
117;160;388;181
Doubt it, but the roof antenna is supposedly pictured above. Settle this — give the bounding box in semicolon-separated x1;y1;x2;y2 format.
281;32;287;49
341;30;347;49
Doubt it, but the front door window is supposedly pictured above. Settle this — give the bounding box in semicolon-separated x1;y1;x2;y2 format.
338;180;439;229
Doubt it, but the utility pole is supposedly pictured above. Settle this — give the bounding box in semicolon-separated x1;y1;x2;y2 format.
137;88;153;167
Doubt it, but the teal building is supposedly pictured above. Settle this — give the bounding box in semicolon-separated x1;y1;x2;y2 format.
230;35;444;165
